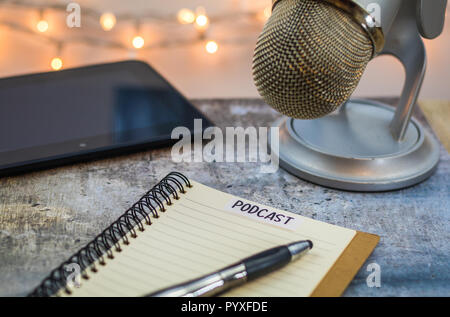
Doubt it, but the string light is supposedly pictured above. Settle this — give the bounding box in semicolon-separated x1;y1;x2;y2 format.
0;1;263;66
36;20;49;33
50;57;63;70
263;6;271;19
205;40;218;54
177;8;195;24
257;6;272;22
131;20;145;49
194;7;209;31
36;10;48;33
100;12;116;31
195;15;209;30
132;35;145;49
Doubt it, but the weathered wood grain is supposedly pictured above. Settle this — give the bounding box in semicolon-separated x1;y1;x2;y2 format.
0;99;449;297
420;100;450;152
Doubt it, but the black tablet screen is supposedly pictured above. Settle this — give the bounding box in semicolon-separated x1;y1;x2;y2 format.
0;61;210;173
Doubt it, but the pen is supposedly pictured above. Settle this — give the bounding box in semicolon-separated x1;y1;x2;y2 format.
146;240;313;297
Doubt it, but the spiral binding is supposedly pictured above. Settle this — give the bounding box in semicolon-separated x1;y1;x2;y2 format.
28;172;191;297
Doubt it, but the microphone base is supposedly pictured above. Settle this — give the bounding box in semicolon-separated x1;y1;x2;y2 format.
273;99;440;192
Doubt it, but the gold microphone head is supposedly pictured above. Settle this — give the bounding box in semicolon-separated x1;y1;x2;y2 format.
252;0;374;119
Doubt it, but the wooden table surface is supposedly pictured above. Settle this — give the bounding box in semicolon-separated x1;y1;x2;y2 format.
0;98;449;297
419;100;450;152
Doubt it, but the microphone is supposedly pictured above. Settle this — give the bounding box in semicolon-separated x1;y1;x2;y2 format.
253;0;446;191
253;0;399;119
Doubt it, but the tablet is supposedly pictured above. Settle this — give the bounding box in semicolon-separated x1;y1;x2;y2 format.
0;60;212;176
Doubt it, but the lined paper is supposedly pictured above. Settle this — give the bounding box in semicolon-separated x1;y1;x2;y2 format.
64;180;355;297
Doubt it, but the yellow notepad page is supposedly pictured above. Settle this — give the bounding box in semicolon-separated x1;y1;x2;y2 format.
64;180;355;297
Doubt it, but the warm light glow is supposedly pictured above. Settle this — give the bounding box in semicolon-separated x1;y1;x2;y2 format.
177;9;195;24
132;35;145;49
263;6;271;19
100;12;116;31
196;6;206;16
196;15;208;26
51;57;63;70
195;14;209;30
36;20;49;33
205;41;218;54
257;6;272;22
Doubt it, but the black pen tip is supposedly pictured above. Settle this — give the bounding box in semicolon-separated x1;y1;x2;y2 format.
307;240;313;249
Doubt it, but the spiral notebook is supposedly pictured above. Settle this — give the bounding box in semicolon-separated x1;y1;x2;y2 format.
29;172;379;297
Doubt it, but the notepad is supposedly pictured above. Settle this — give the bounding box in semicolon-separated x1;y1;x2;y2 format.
29;172;379;297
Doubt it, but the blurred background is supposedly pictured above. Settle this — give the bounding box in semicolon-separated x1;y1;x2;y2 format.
0;0;449;101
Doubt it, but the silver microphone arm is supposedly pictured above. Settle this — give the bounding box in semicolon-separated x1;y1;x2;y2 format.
385;0;446;141
354;0;447;141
